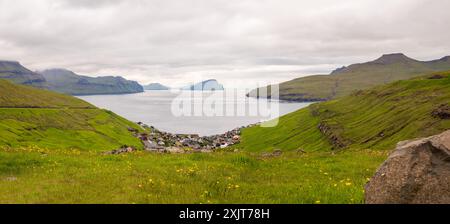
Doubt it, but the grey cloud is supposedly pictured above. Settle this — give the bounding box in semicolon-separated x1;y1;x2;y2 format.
58;0;126;9
0;0;449;88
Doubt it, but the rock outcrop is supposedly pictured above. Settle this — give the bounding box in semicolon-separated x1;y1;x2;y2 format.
432;104;450;119
365;130;450;204
317;121;350;149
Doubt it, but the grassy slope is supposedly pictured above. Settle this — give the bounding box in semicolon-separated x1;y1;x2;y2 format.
238;71;450;152
237;109;332;152
0;79;93;108
0;80;143;151
249;54;450;101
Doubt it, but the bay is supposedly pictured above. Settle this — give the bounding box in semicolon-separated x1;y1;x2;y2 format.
78;90;310;136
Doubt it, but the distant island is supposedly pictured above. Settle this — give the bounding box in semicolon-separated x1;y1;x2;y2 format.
144;83;170;90
39;69;144;95
181;79;224;91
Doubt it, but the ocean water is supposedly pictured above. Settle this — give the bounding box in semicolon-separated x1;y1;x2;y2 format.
78;90;310;136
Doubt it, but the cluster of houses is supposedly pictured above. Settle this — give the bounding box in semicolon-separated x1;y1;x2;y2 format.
129;122;258;153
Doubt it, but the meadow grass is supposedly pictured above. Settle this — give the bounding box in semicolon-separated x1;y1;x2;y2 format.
0;147;388;204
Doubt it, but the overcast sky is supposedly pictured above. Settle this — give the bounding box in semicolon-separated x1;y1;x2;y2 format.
1;0;449;88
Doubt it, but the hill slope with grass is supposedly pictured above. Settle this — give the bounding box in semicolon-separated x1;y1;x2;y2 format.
39;69;144;95
249;54;450;102
238;71;450;152
0;80;143;151
0;61;47;88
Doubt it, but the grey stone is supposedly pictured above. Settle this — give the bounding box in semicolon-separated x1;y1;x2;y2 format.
365;130;450;204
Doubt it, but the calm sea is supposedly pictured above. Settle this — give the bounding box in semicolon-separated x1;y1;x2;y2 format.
78;90;310;136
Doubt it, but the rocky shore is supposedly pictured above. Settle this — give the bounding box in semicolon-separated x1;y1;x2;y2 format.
124;122;259;154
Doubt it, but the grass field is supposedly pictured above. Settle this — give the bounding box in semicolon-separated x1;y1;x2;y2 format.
0;147;387;204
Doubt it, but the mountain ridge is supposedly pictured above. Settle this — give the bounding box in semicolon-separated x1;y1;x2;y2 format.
249;53;450;102
0;60;47;88
0;61;145;95
39;68;144;95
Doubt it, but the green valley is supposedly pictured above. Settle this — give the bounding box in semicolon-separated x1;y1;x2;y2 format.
3;0;450;207
0;71;449;204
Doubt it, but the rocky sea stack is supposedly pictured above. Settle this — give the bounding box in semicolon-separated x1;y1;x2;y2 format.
182;79;224;91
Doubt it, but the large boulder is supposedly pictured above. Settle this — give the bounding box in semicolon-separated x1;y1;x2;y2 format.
365;130;450;204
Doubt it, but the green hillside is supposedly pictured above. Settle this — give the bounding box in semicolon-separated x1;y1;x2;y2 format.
238;71;450;152
249;54;450;102
0;79;93;108
0;80;143;151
